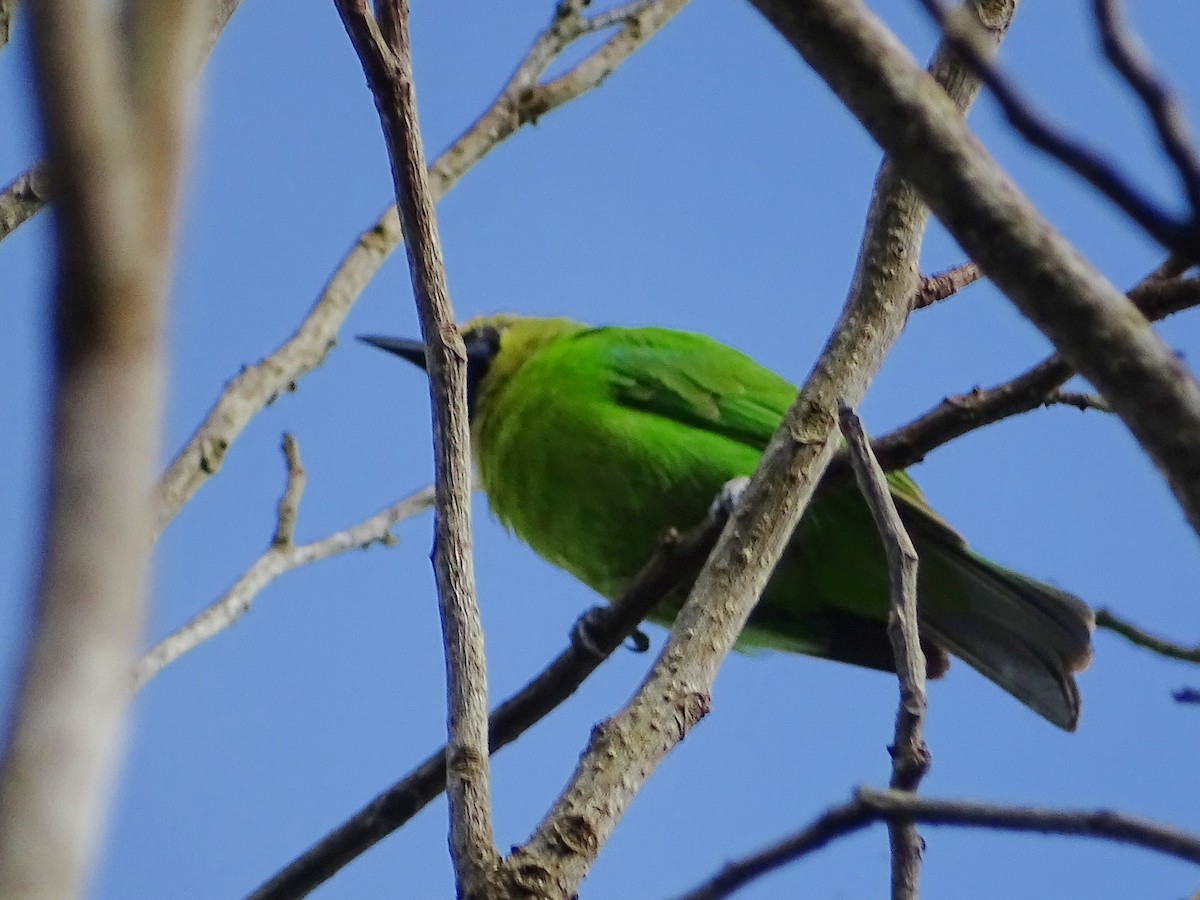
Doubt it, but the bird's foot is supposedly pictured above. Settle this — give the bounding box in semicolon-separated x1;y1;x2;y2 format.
709;476;750;522
570;606;650;659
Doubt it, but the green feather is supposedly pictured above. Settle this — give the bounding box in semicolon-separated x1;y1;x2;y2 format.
368;315;1095;730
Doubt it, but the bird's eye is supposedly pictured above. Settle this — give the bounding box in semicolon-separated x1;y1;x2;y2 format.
464;326;501;417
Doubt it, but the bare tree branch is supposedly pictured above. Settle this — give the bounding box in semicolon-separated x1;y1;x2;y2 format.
749;0;1200;538
495;7;1018;895
132;447;438;691
852;271;1200;477
153;0;688;538
246;512;726;900
1093;0;1200;218
334;0;494;890
0;1;202;897
912;260;983;309
672;787;1200;900
1096;608;1200;664
0;0;241;243
916;0;1199;260
840;406;929;900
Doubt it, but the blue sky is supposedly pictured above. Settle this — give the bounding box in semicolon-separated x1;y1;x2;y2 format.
2;1;1198;898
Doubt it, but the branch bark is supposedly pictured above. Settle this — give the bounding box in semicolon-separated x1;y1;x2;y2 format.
0;1;201;897
333;0;494;891
749;0;1200;538
840;406;928;900
495;6;1017;895
0;0;241;243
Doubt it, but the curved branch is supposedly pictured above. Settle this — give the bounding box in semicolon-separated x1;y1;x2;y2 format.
1093;0;1200;218
672;787;1200;900
840;406;929;900
1096;608;1200;665
916;0;1198;259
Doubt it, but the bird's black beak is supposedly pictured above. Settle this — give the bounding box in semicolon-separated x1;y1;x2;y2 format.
358;335;428;370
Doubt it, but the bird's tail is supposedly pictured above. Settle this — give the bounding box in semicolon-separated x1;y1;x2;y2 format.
915;539;1095;731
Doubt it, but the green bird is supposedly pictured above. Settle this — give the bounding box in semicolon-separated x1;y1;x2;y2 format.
362;315;1094;730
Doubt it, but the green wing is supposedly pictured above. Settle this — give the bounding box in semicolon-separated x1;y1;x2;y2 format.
596;326;798;448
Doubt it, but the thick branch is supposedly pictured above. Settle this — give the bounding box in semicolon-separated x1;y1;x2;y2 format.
0;2;200;897
333;0;493;889
153;0;688;538
750;0;1200;536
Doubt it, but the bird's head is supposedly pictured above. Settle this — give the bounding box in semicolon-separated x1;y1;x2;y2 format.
359;313;584;418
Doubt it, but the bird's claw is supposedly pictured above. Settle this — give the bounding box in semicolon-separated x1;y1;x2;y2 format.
570;606;613;659
570;606;651;658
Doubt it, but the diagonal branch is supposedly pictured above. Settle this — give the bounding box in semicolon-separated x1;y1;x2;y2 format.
915;0;1198;260
246;512;726;900
1093;0;1200;219
1096;608;1200;665
153;0;688;538
750;0;1200;537
333;0;493;890
911;260;982;309
497;5;1019;896
851;270;1200;477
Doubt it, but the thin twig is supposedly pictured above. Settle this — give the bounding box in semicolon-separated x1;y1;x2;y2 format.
912;260;983;309
153;0;688;538
246;513;726;900
334;0;494;889
1096;608;1200;664
840;406;928;900
131;454;437;692
672;787;1200;899
1043;389;1112;413
852;271;1200;477
1093;0;1200;218
916;0;1199;260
